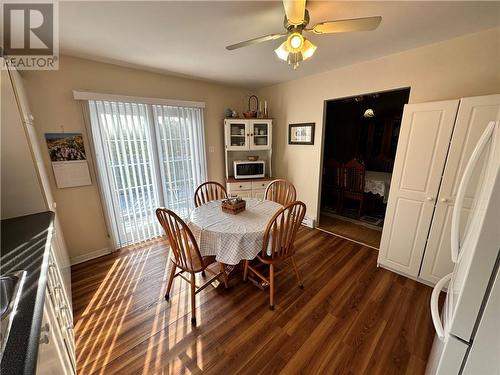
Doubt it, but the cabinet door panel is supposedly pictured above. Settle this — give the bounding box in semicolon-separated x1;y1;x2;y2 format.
251;180;271;191
37;291;74;375
225;120;249;150
8;66;55;210
51;220;72;308
378;100;459;277
250;120;272;150
227;181;252;192
420;95;500;284
7;64;34;123
1;68;46;218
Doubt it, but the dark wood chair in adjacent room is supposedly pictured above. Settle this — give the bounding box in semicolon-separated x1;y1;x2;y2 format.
323;159;343;212
340;158;366;218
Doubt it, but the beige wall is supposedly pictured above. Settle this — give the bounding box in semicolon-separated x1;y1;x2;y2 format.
257;27;500;222
22;55;248;261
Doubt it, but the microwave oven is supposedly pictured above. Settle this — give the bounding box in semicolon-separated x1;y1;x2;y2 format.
233;160;265;179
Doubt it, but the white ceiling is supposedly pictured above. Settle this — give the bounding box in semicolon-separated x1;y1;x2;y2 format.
59;1;500;89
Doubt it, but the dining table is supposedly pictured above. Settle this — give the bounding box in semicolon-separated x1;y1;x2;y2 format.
187;198;282;266
364;170;392;203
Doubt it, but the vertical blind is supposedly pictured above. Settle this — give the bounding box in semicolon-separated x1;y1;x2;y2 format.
88;100;207;249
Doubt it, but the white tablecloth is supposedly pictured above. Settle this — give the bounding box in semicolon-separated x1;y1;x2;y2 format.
364;171;392;203
188;198;282;265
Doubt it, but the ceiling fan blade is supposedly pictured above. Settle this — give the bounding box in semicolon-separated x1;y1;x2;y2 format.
312;16;382;34
283;0;306;25
226;33;286;51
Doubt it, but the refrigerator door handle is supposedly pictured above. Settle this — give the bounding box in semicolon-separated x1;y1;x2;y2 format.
431;272;453;341
451;121;496;263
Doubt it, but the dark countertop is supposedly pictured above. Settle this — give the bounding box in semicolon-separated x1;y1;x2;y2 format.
1;211;54;375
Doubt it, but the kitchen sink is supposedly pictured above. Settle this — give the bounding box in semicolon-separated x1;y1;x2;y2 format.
1;275;19;318
0;270;27;363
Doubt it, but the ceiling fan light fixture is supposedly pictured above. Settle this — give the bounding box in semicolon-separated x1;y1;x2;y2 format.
226;1;382;72
288;32;304;50
363;108;375;118
275;34;316;68
301;39;317;60
274;42;289;61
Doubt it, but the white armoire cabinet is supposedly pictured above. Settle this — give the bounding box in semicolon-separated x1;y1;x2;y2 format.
378;94;500;284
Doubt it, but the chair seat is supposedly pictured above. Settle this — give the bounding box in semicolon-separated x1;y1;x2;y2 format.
257;250;293;264
171;254;217;272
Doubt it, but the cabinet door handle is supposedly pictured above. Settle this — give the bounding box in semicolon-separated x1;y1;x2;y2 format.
426;197;434;201
440;198;448;203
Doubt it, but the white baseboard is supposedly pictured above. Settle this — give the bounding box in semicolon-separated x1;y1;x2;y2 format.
377;263;436;287
302;215;316;228
71;247;111;266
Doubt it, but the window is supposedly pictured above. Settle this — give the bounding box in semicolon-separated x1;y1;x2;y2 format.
88;100;206;249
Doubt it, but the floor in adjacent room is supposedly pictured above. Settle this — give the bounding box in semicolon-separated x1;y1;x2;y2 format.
318;213;383;249
71;227;434;375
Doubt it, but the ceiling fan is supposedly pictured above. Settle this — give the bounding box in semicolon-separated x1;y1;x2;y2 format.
226;0;382;69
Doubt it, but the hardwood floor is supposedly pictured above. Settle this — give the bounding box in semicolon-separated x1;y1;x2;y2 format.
318;214;382;249
71;227;435;375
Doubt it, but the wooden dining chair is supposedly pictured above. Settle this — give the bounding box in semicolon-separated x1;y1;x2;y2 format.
264;179;296;206
243;201;306;310
194;181;227;207
341;158;366;218
323;159;343;212
156;208;228;325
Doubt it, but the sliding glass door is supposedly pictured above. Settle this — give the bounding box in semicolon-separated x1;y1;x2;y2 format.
88;100;206;249
153;105;206;219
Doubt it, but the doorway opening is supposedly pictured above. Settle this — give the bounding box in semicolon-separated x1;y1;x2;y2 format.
318;87;410;248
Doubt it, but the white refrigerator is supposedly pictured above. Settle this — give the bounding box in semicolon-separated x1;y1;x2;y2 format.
426;120;500;375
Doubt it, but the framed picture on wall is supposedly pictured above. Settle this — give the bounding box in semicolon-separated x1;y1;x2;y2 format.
288;123;315;145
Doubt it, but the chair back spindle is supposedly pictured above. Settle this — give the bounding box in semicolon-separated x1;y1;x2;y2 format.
265;179;296;206
194;181;227;207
